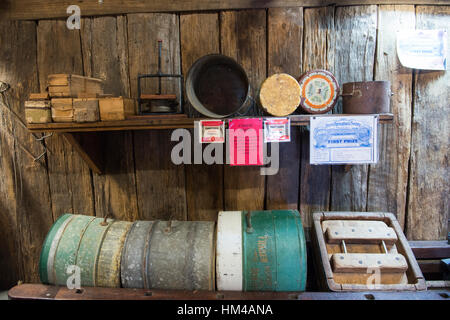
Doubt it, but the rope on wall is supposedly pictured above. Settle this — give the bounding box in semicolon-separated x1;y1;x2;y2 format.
0;80;50;165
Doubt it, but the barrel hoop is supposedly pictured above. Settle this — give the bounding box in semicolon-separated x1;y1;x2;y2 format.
93;219;115;287
293;210;307;291
45;214;75;284
142;221;156;289
145;220;160;289
120;221;137;288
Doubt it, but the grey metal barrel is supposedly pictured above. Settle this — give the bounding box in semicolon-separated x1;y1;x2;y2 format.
121;220;216;291
120;221;156;288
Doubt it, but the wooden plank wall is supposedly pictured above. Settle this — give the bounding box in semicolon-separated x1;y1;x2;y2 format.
0;5;449;289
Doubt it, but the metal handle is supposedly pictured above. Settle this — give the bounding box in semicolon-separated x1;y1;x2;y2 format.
164;220;173;234
100;214;110;226
245;211;254;234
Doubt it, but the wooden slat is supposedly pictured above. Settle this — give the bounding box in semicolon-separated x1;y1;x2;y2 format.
299;7;334;227
326;226;397;244
0;20;54;285
266;7;303;210
367;5;414;230
81;16;139;222
7;0;450;20
181;13;223;221
331;253;408;273
407;6;450;240
128;13;187;221
26;113;394;132
410;241;450;259
221;10;266;211
330;5;378;211
8;283;450;300
36;20;95;218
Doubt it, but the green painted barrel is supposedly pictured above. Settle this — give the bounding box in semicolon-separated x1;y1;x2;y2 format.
39;214;131;288
242;210;307;291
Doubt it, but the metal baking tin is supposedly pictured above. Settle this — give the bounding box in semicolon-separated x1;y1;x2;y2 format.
342;81;391;114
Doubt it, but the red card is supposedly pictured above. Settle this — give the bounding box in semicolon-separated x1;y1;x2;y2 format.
228;118;263;166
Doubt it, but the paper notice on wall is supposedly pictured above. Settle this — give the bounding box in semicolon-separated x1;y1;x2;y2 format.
228;118;263;166
264;118;291;142
397;29;447;70
199;120;225;143
310;115;378;165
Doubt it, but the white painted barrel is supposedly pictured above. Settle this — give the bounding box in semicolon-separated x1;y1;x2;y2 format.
216;211;243;291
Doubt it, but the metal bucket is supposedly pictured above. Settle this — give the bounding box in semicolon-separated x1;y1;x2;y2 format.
121;220;215;290
186;54;252;118
39;214;131;288
342;81;391;114
217;210;307;292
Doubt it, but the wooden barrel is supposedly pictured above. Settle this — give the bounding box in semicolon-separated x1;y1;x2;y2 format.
217;210;307;292
121;220;215;290
39;214;131;288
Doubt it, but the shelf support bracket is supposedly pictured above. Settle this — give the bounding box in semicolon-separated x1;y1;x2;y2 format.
62;132;105;175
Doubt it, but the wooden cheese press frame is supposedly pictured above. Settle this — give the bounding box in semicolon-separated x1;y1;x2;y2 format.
312;212;427;291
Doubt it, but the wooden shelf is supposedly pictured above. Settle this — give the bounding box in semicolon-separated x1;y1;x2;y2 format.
7;283;449;300
27;113;394;133
27;113;393;175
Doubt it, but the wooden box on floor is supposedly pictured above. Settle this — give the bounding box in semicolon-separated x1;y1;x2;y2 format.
51;98;73;122
73;98;100;123
99;97;135;121
25;100;51;124
48;74;103;98
312;211;426;291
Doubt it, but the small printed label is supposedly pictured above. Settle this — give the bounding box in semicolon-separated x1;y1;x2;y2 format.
264;118;291;143
228;118;263;166
199;120;225;143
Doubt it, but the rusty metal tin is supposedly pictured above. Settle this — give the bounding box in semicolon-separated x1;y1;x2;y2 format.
342;81;391;114
297;70;339;114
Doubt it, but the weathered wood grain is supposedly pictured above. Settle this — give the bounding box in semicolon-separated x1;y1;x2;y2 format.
7;0;450;20
407;6;450;240
367;5;415;230
330;5;377;212
0;20;53;284
180;13;223;221
266;7;303;210
299;7;334;227
221;10;266;211
36;20;95;217
180;13;220;118
81;16;138;221
128;13;187;221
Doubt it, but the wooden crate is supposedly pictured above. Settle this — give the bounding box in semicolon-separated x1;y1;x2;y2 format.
25;100;51;124
48;74;103;98
99;97;135;121
312;211;426;291
51;98;73;122
73;98;100;123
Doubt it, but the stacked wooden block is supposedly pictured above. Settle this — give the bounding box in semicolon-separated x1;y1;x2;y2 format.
25;74;136;124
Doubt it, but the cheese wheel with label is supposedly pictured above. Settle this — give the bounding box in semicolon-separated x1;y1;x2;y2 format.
259;73;301;116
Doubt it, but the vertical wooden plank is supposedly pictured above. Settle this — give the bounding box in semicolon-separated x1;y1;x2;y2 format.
181;13;223;221
407;6;450;240
128;13;187;221
330;5;377;212
181;13;220;118
266;7;303;210
37;20;94;217
0;20;53;284
221;10;266;211
81;16;138;221
299;7;334;227
368;5;415;230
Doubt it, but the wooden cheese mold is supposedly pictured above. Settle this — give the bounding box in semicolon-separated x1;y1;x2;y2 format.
312;212;426;291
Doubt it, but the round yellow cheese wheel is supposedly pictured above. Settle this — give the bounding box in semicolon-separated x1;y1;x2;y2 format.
259;73;301;116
